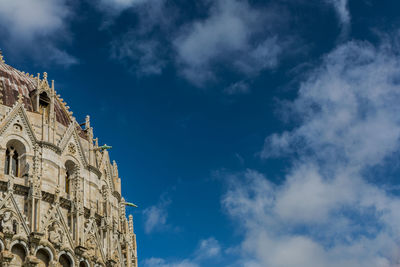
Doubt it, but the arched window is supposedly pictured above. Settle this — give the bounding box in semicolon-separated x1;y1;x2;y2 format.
5;147;19;177
4;140;27;177
59;254;72;267
39;92;50;122
37;248;51;267
10;244;26;267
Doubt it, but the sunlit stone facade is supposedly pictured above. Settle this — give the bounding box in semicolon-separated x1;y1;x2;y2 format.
0;55;138;266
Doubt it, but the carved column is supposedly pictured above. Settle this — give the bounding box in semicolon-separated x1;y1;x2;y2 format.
29;144;42;233
72;166;84;246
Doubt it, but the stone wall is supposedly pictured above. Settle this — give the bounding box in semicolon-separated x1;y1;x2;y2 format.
0;62;137;267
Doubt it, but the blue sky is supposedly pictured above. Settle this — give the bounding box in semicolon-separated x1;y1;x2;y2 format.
2;0;400;266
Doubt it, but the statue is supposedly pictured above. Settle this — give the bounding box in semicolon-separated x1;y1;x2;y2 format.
0;211;14;235
48;222;63;247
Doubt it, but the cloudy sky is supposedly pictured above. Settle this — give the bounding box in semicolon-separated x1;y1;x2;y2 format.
1;0;400;266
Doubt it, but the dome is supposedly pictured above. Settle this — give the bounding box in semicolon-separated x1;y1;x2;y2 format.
0;59;72;127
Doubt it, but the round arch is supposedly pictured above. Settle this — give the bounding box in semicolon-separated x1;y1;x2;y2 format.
3;138;28;177
36;247;52;267
35;245;54;261
78;259;90;267
64;154;81;169
58;251;75;267
10;242;28;267
2;133;32;153
10;240;29;254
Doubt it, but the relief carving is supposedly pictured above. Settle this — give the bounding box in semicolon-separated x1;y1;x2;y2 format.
48;222;63;248
0;211;17;236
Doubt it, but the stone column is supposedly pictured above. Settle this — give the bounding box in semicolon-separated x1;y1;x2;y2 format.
29;144;42;233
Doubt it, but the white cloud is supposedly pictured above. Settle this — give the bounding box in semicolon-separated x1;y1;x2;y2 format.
143;196;171;234
326;0;350;26
143;258;198;267
0;0;77;66
325;0;350;38
97;0;148;13
109;0;170;74
224;81;250;95
195;237;221;260
143;237;221;267
222;35;400;266
108;0;351;85
174;0;284;86
111;34;166;75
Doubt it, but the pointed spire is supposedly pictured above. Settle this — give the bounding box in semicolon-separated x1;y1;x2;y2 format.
94;137;99;147
113;160;119;178
36;73;40;87
0;49;4;63
85;115;91;129
129;215;134;234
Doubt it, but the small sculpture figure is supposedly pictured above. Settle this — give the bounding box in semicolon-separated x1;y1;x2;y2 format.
48;222;63;247
1;211;14;234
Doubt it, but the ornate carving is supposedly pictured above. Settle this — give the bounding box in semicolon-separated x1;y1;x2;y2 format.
0;61;138;266
85;234;98;261
68;143;76;154
0;250;14;267
13;123;22;132
48;222;63;248
0;211;17;236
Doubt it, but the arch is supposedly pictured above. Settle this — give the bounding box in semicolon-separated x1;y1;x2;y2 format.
4;139;26;177
2;133;33;153
59;251;75;267
79;260;90;267
10;243;27;266
10;240;29;254
35;245;54;262
37;248;51;267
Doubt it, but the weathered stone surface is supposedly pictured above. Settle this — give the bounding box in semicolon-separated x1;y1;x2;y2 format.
0;59;138;267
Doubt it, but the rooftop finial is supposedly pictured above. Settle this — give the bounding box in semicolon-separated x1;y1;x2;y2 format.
0;49;4;63
85;115;91;129
43;72;48;81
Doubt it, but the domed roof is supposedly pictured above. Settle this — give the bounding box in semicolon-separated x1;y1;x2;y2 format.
0;57;72;127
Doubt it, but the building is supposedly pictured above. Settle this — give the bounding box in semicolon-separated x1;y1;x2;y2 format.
0;53;138;267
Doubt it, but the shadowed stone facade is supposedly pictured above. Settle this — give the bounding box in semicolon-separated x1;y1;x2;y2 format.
0;55;138;266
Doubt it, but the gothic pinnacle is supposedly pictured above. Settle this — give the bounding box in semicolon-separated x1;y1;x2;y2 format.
0;49;4;63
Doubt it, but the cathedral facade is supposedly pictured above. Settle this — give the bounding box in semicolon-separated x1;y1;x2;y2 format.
0;54;138;267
